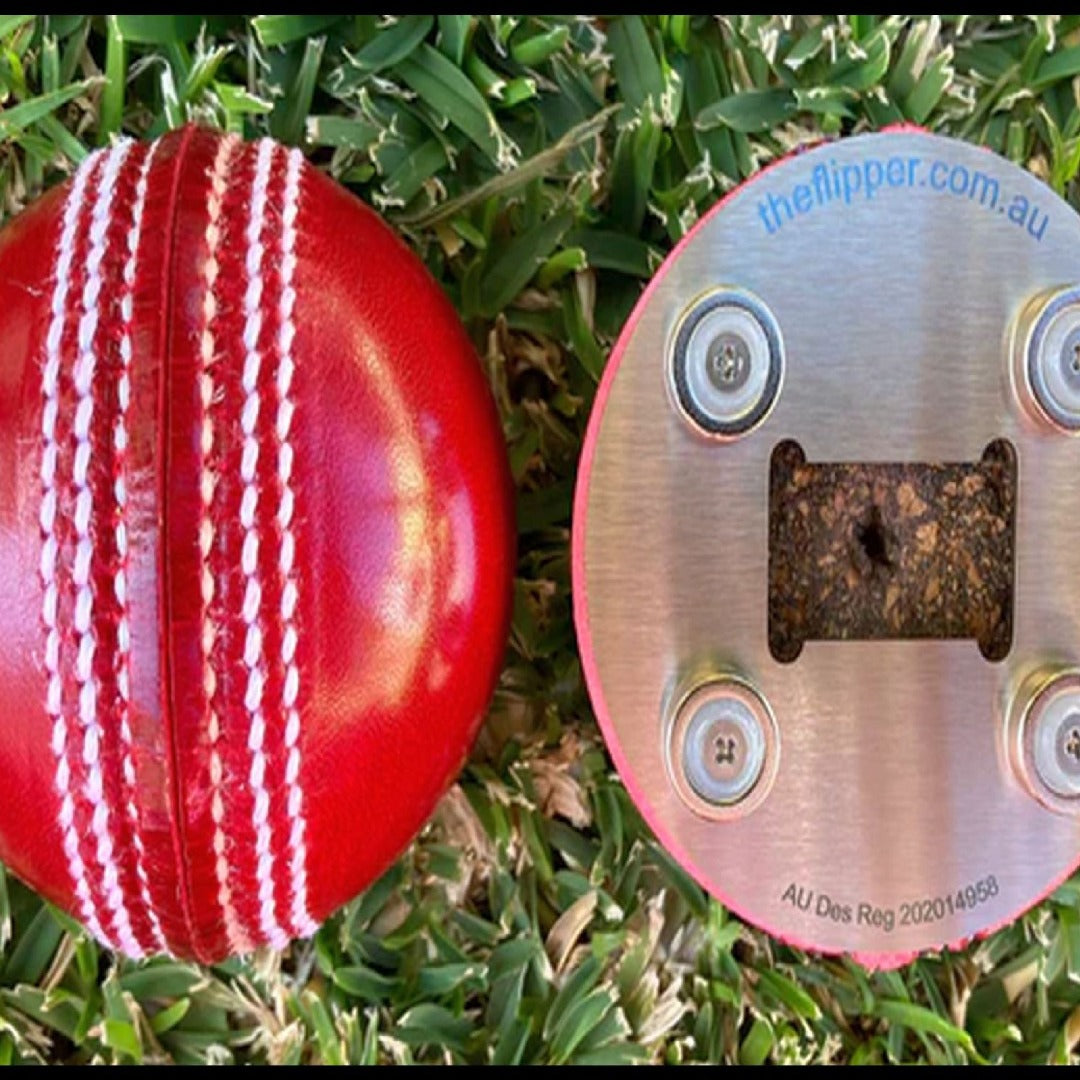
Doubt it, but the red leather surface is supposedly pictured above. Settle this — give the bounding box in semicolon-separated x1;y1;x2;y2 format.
281;152;515;939
0;126;514;960
0;184;75;915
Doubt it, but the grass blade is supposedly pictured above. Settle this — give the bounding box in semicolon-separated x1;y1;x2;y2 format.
0;80;95;141
272;35;325;145
396;43;515;167
696;88;798;133
99;15;125;142
112;15;205;44
342;15;433;76
252;14;342;49
876;999;986;1063
476;210;574;317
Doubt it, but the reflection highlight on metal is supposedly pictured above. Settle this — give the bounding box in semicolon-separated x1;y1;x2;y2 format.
575;130;1080;957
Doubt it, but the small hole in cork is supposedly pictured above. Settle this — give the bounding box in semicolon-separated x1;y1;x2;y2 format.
855;506;894;570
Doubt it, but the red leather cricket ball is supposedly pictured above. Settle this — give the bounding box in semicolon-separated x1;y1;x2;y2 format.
0;126;514;961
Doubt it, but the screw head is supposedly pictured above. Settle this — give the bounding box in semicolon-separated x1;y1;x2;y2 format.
1032;694;1080;799
1012;670;1080;813
667;677;779;820
705;333;753;394
1022;288;1080;432
670;289;784;438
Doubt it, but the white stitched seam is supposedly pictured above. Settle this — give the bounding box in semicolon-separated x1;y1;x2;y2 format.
114;140;168;955
198;133;252;956
43;149;111;948
73;139;143;959
242;138;290;950
276;146;318;938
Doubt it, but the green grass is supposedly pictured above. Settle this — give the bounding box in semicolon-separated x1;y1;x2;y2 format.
2;13;1080;1065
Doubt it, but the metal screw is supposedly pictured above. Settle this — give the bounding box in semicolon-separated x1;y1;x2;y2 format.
1066;725;1080;761
668;678;779;819
1037;704;1080;797
714;732;738;765
706;333;752;393
1021;288;1080;432
671;289;784;438
1016;672;1080;808
1065;331;1080;389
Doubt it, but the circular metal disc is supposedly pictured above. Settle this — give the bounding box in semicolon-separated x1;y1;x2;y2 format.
573;130;1080;960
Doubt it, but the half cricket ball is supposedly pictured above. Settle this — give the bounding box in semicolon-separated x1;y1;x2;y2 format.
0;126;514;961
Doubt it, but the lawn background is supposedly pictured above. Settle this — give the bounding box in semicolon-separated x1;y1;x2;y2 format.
2;14;1080;1065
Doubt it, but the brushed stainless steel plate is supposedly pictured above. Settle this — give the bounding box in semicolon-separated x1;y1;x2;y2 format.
573;130;1080;960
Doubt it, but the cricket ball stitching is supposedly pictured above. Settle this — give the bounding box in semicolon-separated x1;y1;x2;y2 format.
274;146;319;939
238;137;291;950
75;138;146;958
197;132;252;956
42;146;110;949
113;139;168;955
202;138;277;951
40;132;319;957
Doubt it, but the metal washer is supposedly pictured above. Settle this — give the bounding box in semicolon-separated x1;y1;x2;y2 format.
1024;287;1080;432
669;288;784;438
667;678;779;820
